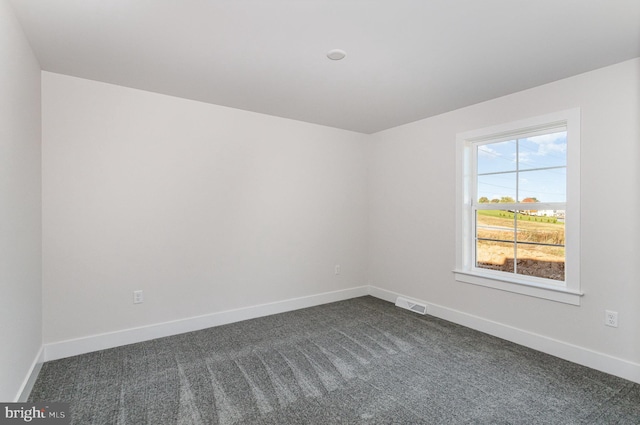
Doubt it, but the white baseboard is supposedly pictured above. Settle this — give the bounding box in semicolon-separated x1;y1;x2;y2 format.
367;285;640;385
44;286;369;362
16;346;44;402
367;285;400;304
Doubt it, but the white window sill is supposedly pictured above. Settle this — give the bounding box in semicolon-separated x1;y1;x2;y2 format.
453;270;583;305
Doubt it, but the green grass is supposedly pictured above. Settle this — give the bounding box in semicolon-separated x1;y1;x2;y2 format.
477;209;561;225
477;209;565;245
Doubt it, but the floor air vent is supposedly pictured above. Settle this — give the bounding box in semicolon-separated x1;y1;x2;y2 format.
395;297;427;315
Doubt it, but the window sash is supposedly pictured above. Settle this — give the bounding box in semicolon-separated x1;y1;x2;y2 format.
471;204;566;283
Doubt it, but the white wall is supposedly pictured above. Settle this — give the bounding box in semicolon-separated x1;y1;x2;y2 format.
0;0;42;401
368;59;640;366
42;72;368;344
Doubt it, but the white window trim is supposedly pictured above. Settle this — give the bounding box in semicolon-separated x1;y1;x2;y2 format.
454;108;582;305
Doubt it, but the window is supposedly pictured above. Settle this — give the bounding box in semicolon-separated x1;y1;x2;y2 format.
455;109;581;305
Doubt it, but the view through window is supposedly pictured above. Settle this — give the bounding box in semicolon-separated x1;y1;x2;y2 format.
474;130;567;282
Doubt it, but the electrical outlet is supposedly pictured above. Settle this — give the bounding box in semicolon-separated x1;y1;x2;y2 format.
133;290;144;304
334;264;340;275
605;310;618;327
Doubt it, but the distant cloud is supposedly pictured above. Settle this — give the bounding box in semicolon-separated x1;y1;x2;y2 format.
523;132;567;157
478;142;516;163
477;145;498;157
518;151;532;163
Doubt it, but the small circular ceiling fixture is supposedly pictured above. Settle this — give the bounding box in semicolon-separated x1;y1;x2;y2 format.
327;49;347;60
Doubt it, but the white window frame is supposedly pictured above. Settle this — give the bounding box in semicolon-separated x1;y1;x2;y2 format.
454;108;582;305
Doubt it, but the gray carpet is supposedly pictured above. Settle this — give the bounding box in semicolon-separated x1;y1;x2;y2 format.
29;296;640;424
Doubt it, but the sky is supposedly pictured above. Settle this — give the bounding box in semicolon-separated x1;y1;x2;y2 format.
476;131;567;203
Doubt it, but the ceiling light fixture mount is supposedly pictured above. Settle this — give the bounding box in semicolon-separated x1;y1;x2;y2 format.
326;49;347;60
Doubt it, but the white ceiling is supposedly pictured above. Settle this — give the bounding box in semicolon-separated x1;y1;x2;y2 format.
9;0;640;134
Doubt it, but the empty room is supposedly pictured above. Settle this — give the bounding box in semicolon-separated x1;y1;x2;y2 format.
2;0;639;423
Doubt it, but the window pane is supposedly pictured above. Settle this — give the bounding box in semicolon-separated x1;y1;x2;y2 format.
516;244;565;281
476;241;514;273
518;168;566;203
477;140;517;174
518;132;567;171
476;210;515;273
476;210;515;242
477;173;516;203
515;210;565;245
515;209;565;281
